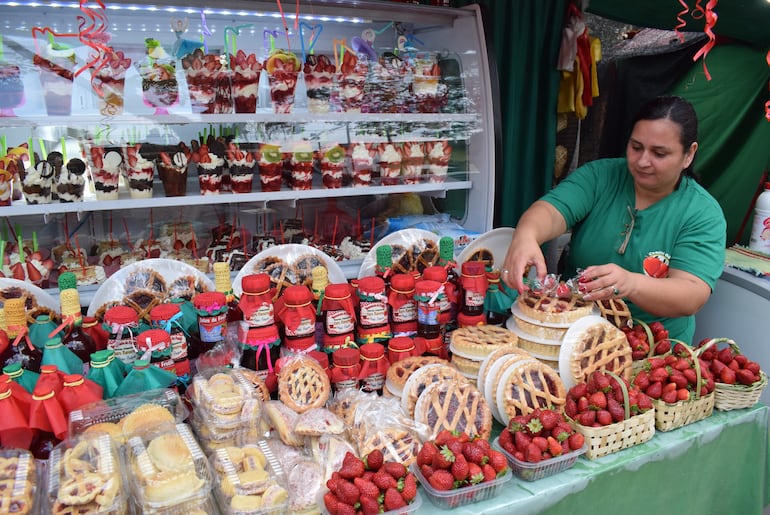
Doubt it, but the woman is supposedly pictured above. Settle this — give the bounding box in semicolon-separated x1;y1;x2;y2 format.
501;95;726;343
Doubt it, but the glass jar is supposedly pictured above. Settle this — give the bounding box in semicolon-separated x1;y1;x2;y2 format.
414;279;443;340
192;291;229;358
239;273;275;328
2;298;42;373
276;285;317;355
388;273;417;337
356;276;391;345
358;343;389;395
320;283;357;336
102;305;139;366
238;323;281;378
460;261;488;318
134;328;176;375
150;303;191;380
330;347;361;394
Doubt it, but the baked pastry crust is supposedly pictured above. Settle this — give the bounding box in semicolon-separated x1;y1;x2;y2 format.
597;298;633;329
496;358;566;423
400;363;466;418
450;354;483;377
121;404;175;438
359;427;420;467
278;357;331;413
293;407;345;436
513;315;569;340
450;325;519;358
517;290;595;324
385;355;451;395
414;381;492;440
477;345;529;394
567;320;632;386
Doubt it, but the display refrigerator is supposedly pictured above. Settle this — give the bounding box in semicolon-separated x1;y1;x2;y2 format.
0;0;499;308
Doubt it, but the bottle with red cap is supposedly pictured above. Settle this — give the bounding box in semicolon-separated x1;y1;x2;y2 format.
102;305;140;366
134;329;176;376
422;265;457;327
81;316;109;352
275;285;317;356
192;291;229;359
457;261;488;327
414;279;444;340
387;336;423;363
150;303;191;382
57;273;96;375
240;274;275;328
330;347;361;394
355;276;391;345
319;283;356;353
388;273;418;336
358;342;389;395
2;298;42;373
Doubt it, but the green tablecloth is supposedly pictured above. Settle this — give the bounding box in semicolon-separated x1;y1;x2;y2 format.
417;404;770;514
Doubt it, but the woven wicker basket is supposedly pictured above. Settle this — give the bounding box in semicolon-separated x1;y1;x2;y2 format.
651;343;713;431
571;371;655;460
696;338;768;411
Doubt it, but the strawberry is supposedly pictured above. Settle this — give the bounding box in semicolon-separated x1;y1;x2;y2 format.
683;368;698;385
467;462;484;482
736;368;758;385
532;436;548;451
353;477;380;498
539;410;560;431
526;416;544;436
650;367;670;384
512;431;532;453
728;360;740;371
577;396;590;412
384;487;406;510
568;432;585;451
525;442;542;463
637;393;653;411
498;427;513;451
432;446;455;469
672;357;691;371
588;391;608;410
648;357;666;369
339;452;365;479
359;495;380;515
364;450;383;471
335;480;360;506
746;362;761;375
427;469;454;491
596;410;613;426
372;470;398;491
669;371;688;390
570;383;588;399
634;370;651;390
400;473;418;502
594;371;611;391
547;436;563;456
661;389;678;404
565;397;578;418
472;437;491;452
417;441;438;466
323;491;340;515
720;367;736;385
607;397;625;423
578;410;596;426
451;454;469;481
677;388;690;401
654;339;671;355
645;381;663;399
734;354;749;367
487;449;508;473
383;461;407;479
336;502;356;515
711;359;727;376
446;439;465;457
434;429;457;446
326;474;342;492
420;464;434;478
718;347;734;365
482;463;497;482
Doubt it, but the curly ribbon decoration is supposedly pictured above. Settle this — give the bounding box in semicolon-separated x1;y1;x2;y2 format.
766;49;770;122
48;315;77;340
76;0;112;82
274;0;292;49
674;0;689;43
108;321;137;352
200;10;212;53
691;0;718;81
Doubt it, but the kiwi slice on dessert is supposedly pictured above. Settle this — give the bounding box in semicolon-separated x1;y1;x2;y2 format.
324;146;345;163
261;145;282;163
294;151;314;162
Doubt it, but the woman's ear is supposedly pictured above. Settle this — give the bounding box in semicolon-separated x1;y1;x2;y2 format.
684;141;698;169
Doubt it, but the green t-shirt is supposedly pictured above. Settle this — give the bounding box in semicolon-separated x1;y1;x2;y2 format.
542;158;726;344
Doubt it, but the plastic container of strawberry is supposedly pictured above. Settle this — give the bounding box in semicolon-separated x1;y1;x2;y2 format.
491;436;586;481
318;488;423;515
410;462;511;509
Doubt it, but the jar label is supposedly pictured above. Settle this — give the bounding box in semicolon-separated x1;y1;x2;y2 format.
417;303;440;325
285;318;315;338
360;301;387;326
438;295;451;313
245;304;275;328
334;378;358;392
392;301;417;323
325;309;355;335
169;333;188;361
361;373;385;393
465;290;485;307
107;337;138;364
199;313;227;343
155;357;176;374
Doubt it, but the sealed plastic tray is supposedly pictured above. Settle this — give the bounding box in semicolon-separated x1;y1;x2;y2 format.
319;489;423;515
68;387;188;440
187;367;263;429
411;462;510;509
210;440;290;515
125;423;213;514
47;434;127;515
492;436;585;481
0;448;39;515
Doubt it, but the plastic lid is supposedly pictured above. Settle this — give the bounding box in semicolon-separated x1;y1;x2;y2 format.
245;324;280;341
390;273;415;291
332;347;360;366
422;265;448;282
104;305;139;325
242;273;271;294
357;276;385;294
150;303;181;321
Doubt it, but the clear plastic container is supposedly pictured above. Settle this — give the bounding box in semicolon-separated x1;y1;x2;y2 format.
125;423;213;514
411;462;511;509
68;387;188;441
318;489;423;515
210;440;290;515
47;434;127;515
492;436;586;481
0;448;40;515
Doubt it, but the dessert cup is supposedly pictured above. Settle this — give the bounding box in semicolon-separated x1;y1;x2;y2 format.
401;142;425;185
157;147;190;197
191;144;226;195
0;169;14;206
22;161;53;204
33;43;76;116
123;144;155;199
91;51;131;116
425;140;452;183
139;60;179;115
320;144;346;189
229;50;261;114
56;158;87;202
225;142;255;193
290;144;314;190
378;142;403;186
87;145;123;200
0;62;25;117
349;142;376;187
368;53;409;113
409;52;447;113
264;49;301;114
304;54;335;114
181;48;233;114
257;144;283;192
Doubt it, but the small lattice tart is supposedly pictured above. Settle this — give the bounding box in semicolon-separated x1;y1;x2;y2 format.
400;363;466;418
466;247;495;268
450;325;519;358
277;356;331;414
292;253;326;287
495;358;566;424
597;298;633;329
564;318;632;386
385;355;451;396
450;354;483;377
358;427;420;467
517;290;595;325
414;381;492;440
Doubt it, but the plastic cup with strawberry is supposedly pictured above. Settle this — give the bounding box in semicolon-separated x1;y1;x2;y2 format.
401;142;425;184
229;50;261;113
182;48;233;114
138;40;178;115
225;141;256;193
304;54;335;114
33;41;76;116
377;142;402;186
257;144;283;192
320;144;346;189
425;140;452;183
87;145;123;200
368;52;409;113
191;143;226;195
290;142;315;190
264;49;301;114
123;143;155;199
408;52;447;113
0;168;13;206
348;142;376;187
337;51;369;113
91;51;132;116
0;61;25;117
157;143;191;197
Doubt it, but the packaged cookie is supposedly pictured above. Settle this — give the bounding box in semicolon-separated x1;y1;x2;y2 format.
125;423;213;513
209;440;289;515
0;448;38;515
46;434;126;515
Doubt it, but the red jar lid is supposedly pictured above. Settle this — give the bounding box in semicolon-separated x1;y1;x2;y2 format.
359;342;385;360
82;316;99;328
390;273;415;291
324;283;351;299
282;285;313;304
422;266;448;283
150;303;181;322
388;336;415;353
357;276;385;294
308;350;329;371
103;305;139;325
414;280;442;296
323;332;356;347
193;291;227;309
136;329;172;351
242;273;271;294
461;261;486;276
332;347;360;367
246;325;280;342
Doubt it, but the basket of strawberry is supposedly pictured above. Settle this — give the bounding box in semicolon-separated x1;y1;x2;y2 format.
565;370;655;459
695;337;768;411
634;342;715;431
322;450;421;515
412;430;510;509
623;319;673;372
494;408;586;481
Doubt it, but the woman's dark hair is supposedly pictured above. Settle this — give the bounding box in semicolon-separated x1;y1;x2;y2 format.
632;95;700;180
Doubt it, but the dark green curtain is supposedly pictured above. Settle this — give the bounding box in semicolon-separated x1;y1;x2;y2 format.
455;0;567;227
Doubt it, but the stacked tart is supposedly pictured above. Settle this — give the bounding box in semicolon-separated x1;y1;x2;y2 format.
448;325;519;383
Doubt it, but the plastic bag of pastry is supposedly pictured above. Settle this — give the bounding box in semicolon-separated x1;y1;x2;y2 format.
124;423;213;512
307;433;358;483
0;449;39;515
276;354;331;414
47;433;127;515
264;437;309;475
286;457;324;514
293;406;345;437
326;387;379;435
195;337;237;373
262;400;304;446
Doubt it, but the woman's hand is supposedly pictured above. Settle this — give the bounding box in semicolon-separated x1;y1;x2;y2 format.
579;263;632;300
501;232;547;293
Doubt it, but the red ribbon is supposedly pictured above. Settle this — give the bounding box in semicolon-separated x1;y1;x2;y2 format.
691;0;718;81
674;0;689;43
766;49;770;122
9;326;35;351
